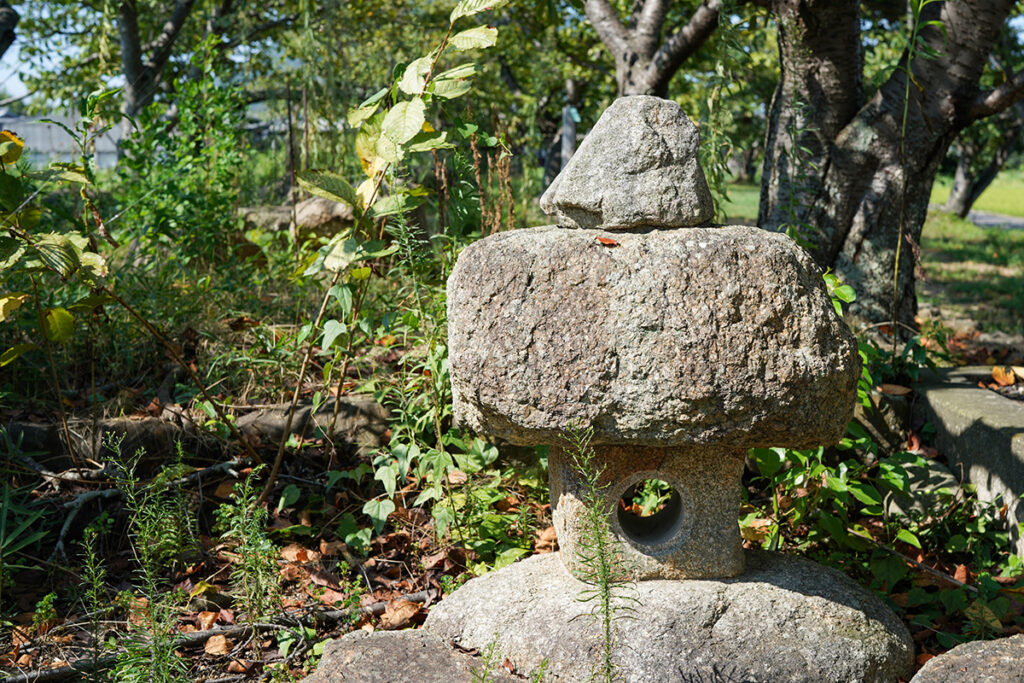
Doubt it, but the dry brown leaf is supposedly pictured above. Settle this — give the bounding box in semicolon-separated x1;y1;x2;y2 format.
878;383;912;396
127;597;149;627
227;660;251;674
204;634;233;656
279;564;305;582
534;526;558;554
992;366;1017;387
320;540;345;556
308;569;341;590
280;543;320;563
360;621;375;632
446;469;468;485
196;611;218;631
740;519;773;542
421;551;446;569
10;626;30;647
314;587;349;607
916;653;934;667
214;480;239;499
503;657;515;672
381;599;421;630
954;564;969;584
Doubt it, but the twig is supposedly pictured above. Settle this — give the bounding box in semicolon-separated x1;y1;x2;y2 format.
847;529;977;593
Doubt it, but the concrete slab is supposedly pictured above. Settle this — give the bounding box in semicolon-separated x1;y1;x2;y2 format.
914;367;1024;558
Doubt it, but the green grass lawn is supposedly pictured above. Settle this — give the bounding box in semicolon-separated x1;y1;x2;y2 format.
920;210;1024;334
930;169;1024;218
719;183;760;222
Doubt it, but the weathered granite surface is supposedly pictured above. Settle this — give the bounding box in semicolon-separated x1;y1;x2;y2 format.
911;633;1024;682
303;629;519;683
550;444;746;579
448;225;860;447
425;551;914;683
540;96;713;230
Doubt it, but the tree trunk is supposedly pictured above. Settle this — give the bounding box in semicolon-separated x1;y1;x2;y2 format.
943;105;1024;218
585;0;721;97
760;0;1023;331
0;1;18;61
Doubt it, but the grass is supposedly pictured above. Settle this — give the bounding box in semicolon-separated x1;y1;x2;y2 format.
930;169;1024;218
920;210;1024;334
719;182;760;223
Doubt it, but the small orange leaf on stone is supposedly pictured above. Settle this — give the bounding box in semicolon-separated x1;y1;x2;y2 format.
992;366;1016;387
596;237;619;247
204;634;232;655
916;653;934;667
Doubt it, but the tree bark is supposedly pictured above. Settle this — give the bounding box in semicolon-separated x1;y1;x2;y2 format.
759;0;1024;330
942;103;1024;217
0;1;18;61
118;0;198;119
585;0;721;96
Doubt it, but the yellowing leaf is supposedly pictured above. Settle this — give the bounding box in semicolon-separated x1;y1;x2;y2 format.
0;293;29;322
204;634;233;656
355;178;376;210
398;56;432;95
450;0;509;23
0;130;24;164
42;307;74;343
449;26;498;50
1;343;38;366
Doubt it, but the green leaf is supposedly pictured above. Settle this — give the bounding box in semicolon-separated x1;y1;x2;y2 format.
42;307;74;343
68;292;114;313
296;170;359;209
833;284;856;303
78;252;108;286
321;319;347;350
1;343;38;366
49;161;91;185
436;63;477;80
370;192;419;218
276;484;302;513
450;0;509;23
0;293;29;322
431;79;473;100
449;26;498;50
0;173;22;211
405;129;452;153
33;233;81;277
329;285;354;318
358;87;389;110
374;131;402;164
0;237;25;269
381;99;426;145
362;498;395;535
399;56;432;95
374;463;399;498
349;266;372;281
896;529;921;548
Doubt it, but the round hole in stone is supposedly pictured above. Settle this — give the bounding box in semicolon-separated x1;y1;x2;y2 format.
616;479;684;548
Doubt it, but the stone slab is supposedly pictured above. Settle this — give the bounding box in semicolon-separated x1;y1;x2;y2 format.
425;551;914;683
914;367;1024;558
910;633;1024;682
448;225;860;448
303;629;520;683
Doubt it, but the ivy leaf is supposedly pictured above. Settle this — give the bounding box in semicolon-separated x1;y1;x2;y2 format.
449;26;498;50
398;56;432;95
450;0;509;23
321;319;347;350
381;99;426;145
329;284;354;318
374;463;399;498
296;170;360;210
42;307;75;343
362;498;395;535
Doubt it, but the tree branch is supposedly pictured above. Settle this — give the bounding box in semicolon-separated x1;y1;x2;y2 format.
0;0;18;60
145;0;198;78
648;0;721;90
970;68;1024;122
117;0;144;90
634;0;671;58
584;0;630;58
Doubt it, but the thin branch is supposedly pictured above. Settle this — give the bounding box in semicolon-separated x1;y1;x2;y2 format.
634;0;671;58
146;0;198;77
970;68;1024;122
648;0;721;87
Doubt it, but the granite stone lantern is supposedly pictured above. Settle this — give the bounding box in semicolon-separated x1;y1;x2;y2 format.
446;96;861;580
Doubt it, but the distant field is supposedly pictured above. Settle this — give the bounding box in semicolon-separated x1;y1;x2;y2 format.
719;183;760;223
931;170;1024;218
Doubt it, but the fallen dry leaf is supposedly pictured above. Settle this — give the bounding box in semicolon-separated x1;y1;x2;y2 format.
992;366;1017;387
381;599;421;630
227;660;252;674
954;564;969;584
740;518;773;542
308;569;341;590
595;236;619;247
320;540;346;556
196;611;218;631
279;564;305;582
280;543;320;563
916;653;934;667
878;383;912;396
314;587;349;607
204;634;233;656
446;469;468;485
15;653;33;667
214;479;239;498
534;526;558;554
